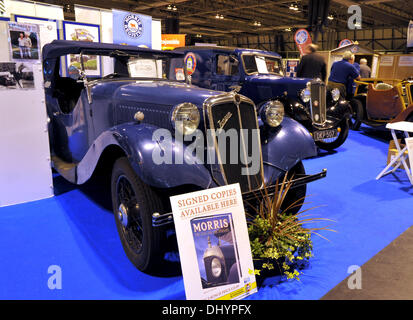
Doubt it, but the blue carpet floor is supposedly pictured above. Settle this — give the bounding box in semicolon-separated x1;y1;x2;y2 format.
0;125;412;300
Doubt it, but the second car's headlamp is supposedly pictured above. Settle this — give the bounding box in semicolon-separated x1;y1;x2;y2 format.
171;102;200;136
262;100;284;127
300;82;311;103
331;88;340;102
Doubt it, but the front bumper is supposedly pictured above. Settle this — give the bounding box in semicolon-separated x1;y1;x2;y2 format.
151;169;327;227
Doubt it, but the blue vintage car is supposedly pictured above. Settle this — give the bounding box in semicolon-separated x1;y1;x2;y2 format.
176;46;352;151
42;40;326;272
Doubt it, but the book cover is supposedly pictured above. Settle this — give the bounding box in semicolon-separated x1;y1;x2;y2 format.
170;183;257;300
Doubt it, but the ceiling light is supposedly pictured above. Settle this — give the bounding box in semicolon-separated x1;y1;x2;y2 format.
220;14;224;19
172;5;177;11
327;15;334;20
167;4;172;10
289;3;299;11
285;27;292;31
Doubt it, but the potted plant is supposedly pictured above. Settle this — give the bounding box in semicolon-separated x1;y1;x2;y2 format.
247;174;335;282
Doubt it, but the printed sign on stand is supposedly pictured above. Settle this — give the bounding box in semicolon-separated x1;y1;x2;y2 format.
170;184;257;300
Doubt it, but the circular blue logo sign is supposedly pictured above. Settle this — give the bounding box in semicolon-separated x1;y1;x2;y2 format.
123;14;144;38
295;30;309;44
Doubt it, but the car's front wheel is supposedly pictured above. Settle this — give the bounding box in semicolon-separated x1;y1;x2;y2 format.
111;157;165;272
315;118;350;151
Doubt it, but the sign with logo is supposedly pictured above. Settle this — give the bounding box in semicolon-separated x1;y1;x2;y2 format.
399;55;413;67
408;20;413;48
170;184;257;300
161;34;185;50
112;9;152;47
184;52;197;75
380;55;394;67
339;39;353;48
294;28;312;55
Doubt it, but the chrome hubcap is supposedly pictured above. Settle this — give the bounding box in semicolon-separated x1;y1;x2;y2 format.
118;203;129;228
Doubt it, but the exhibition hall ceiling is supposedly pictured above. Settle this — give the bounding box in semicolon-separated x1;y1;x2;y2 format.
38;0;413;38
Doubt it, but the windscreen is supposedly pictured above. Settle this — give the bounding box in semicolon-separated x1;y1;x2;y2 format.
242;54;283;76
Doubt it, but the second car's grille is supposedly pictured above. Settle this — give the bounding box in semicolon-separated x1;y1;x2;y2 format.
208;101;263;193
310;81;327;125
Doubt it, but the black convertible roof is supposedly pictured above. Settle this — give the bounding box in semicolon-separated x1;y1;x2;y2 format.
42;40;184;60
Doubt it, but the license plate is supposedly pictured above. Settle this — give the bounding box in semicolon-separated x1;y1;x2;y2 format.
313;129;337;141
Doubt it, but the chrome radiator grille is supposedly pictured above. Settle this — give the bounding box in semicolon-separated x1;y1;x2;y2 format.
310;81;327;125
207;100;263;193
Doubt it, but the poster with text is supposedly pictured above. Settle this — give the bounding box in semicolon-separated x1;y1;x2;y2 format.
170;184;257;300
63;21;101;77
112;9;152;48
8;22;40;61
15;15;58;53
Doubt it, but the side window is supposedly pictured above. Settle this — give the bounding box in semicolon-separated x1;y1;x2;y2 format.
216;54;239;76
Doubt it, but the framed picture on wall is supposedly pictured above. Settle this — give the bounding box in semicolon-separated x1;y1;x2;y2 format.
8;22;40;61
14;15;59;53
62;21;101;77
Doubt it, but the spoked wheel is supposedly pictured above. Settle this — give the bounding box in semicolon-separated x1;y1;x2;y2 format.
111;157;165;272
349;98;364;131
315;118;350;151
280;161;307;215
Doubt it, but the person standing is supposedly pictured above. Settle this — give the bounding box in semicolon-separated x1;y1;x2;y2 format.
359;58;371;78
327;51;360;99
17;33;25;59
296;44;327;82
24;33;32;59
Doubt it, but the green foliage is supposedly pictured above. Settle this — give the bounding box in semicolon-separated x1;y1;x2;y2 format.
247;173;334;281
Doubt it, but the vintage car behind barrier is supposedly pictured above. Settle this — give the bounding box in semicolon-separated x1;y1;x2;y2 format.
42;40;326;272
350;78;413;130
176;46;352;151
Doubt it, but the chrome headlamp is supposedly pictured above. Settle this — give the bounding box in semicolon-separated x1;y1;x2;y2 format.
331;88;340;102
300;82;311;103
261;100;284;127
211;257;222;278
171;103;200;136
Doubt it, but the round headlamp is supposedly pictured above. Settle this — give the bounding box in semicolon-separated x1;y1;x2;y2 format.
331;88;340;102
211;257;222;278
171;103;200;136
262;100;284;127
300;82;311;103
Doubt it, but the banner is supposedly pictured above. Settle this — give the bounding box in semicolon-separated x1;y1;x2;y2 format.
294;28;312;55
112;9;152;48
408;20;413;48
170;184;257;300
161;34;185;50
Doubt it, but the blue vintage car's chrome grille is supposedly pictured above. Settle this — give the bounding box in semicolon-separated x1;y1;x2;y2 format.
310;81;327;125
208;101;263;193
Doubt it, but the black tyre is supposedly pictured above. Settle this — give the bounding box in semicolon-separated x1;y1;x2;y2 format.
315;118;350;151
111;157;165;272
349;98;364;131
280;161;307;215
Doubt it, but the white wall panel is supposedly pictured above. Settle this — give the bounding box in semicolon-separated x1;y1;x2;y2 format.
0;64;53;207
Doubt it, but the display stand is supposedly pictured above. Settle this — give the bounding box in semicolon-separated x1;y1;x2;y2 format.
376;121;413;185
0;64;53;206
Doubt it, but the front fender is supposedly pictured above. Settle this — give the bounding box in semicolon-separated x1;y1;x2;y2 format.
327;100;352;123
109;123;213;189
261;117;317;183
